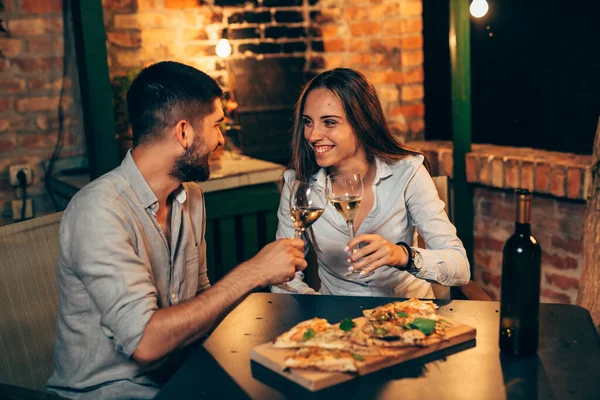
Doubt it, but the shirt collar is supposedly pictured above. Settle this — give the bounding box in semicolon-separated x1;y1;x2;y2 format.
311;156;394;187
374;156;393;184
121;150;187;213
312;168;327;188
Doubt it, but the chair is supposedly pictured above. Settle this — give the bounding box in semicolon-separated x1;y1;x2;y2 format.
0;212;63;392
428;177;491;301
204;184;281;283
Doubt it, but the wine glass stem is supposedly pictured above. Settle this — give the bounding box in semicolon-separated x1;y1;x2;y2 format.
295;229;303;239
347;220;360;255
347;220;355;240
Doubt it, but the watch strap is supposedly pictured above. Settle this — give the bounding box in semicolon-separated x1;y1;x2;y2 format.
395;241;413;271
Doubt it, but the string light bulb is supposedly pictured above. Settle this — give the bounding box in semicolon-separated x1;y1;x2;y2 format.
216;37;232;58
201;1;231;58
470;0;489;18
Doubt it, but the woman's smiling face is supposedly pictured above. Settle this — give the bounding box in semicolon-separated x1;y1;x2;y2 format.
302;88;365;171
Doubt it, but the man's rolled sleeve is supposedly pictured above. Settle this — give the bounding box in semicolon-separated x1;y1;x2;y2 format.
64;205;158;357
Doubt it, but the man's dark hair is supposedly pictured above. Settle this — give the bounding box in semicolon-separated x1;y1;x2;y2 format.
126;61;223;147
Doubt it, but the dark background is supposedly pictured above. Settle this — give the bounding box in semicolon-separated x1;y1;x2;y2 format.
423;0;600;155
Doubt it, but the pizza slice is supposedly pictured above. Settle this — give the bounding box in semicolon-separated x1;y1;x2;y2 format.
273;318;331;348
362;298;439;322
356;321;427;347
354;299;451;347
283;347;363;373
273;318;350;349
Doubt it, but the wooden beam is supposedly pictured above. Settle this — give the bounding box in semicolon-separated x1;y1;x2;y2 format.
578;117;600;333
71;0;118;179
450;0;474;275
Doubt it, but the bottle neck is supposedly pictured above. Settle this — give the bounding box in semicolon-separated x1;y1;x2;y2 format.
515;222;531;235
515;190;532;235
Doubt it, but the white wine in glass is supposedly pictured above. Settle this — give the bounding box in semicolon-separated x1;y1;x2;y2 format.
290;206;324;238
276;180;326;293
326;173;372;279
328;195;362;223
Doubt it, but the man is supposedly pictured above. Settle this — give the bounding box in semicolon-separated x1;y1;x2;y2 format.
47;62;306;399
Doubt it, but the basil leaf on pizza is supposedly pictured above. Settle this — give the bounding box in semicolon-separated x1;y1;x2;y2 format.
303;328;315;341
409;318;436;335
339;317;356;331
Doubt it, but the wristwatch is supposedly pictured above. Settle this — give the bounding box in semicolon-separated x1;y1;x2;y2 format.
395;241;424;274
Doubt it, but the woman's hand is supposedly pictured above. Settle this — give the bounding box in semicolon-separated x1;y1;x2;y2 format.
346;234;409;276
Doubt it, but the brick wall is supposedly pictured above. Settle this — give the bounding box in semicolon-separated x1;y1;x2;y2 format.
102;0;425;142
1;0;424;225
474;187;584;303
409;140;592;304
0;0;85;226
308;0;424;141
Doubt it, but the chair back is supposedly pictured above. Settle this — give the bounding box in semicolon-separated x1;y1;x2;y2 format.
0;212;63;391
431;176;451;220
428;176;452;299
204;185;280;283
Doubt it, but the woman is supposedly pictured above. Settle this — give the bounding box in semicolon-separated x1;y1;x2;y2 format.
272;68;470;297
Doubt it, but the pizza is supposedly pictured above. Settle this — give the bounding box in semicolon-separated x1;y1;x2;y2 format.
351;298;451;347
272;298;452;373
273;318;335;348
349;321;427;348
283;347;362;372
362;298;439;320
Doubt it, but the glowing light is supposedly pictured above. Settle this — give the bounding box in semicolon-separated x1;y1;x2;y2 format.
216;38;232;58
470;0;489;18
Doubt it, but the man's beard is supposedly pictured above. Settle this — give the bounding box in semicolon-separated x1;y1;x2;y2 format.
170;139;211;182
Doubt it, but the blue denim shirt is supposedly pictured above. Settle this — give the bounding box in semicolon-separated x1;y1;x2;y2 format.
272;155;470;297
47;151;209;399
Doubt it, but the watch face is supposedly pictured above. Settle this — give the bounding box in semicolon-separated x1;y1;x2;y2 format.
413;251;424;269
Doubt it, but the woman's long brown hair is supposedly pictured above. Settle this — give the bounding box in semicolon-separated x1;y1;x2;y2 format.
290;68;429;181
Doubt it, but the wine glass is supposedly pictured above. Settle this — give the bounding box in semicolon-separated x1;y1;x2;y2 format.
289;180;326;238
276;180;326;293
325;173;372;279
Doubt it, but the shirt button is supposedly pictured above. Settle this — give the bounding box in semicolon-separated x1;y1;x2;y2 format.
171;293;177;299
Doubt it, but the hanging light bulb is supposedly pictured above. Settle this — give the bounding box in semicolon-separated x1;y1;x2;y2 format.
215;27;231;58
470;0;489;18
202;0;231;58
216;37;232;58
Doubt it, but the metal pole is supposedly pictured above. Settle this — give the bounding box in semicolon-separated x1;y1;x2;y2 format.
71;0;118;179
450;0;474;275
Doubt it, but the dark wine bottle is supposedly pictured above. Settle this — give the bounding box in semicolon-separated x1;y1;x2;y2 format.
499;189;542;356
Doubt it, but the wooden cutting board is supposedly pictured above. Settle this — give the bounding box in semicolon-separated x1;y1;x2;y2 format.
250;317;476;392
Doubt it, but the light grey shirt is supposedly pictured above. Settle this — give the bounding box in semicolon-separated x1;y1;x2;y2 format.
47;151;209;399
272;155;470;298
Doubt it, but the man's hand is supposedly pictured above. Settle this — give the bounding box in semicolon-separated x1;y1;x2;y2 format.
346;234;409;276
241;238;307;287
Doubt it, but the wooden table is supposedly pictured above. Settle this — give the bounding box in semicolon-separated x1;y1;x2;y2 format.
156;293;600;399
